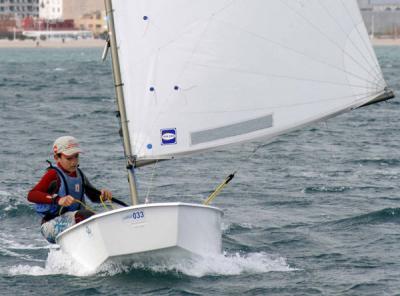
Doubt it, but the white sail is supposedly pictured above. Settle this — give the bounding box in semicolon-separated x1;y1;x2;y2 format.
111;0;388;165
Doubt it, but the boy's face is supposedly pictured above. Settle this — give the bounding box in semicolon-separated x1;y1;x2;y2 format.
56;153;80;173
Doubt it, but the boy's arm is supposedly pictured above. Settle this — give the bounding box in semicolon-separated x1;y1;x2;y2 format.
83;175;102;203
27;170;60;204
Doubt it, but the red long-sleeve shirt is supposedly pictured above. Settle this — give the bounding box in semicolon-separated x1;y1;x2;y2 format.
27;164;102;204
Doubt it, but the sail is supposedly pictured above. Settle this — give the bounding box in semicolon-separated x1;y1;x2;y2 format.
110;0;388;166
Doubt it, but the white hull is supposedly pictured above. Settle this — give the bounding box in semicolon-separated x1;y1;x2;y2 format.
56;202;223;271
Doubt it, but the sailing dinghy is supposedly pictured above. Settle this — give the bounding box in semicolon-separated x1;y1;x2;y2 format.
56;0;394;271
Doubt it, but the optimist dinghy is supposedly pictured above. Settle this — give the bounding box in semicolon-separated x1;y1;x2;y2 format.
56;203;222;270
56;0;393;271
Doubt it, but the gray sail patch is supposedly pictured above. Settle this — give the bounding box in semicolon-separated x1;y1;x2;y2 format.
190;114;273;145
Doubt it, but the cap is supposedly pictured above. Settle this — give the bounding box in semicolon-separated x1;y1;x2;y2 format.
53;136;82;156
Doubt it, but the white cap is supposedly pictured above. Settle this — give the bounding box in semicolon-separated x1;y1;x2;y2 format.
53;136;82;156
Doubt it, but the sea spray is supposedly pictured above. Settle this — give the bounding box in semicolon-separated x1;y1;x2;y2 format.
8;248;93;277
98;251;296;278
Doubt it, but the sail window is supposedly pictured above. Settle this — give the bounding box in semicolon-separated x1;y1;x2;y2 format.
190;114;273;145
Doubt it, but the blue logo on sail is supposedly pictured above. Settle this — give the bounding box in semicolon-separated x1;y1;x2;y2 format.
161;128;177;145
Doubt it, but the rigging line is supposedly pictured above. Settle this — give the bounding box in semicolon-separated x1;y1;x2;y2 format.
145;160;158;203
280;0;383;87
212;19;383;90
339;0;385;85
318;1;382;81
190;62;380;90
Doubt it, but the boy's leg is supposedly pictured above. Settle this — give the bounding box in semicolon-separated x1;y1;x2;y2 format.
40;211;77;243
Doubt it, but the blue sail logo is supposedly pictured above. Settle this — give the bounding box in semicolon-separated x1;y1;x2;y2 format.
161;128;177;145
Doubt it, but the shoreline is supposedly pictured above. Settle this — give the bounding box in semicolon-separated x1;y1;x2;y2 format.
370;38;400;46
0;39;105;48
0;37;400;49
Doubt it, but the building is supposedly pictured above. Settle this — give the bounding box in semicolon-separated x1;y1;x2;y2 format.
359;0;400;10
75;9;105;37
358;0;400;36
0;0;39;18
39;0;62;20
62;0;103;20
359;0;373;10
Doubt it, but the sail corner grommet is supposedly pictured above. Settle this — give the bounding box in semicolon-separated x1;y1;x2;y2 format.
174;85;179;91
143;16;149;21
149;86;155;92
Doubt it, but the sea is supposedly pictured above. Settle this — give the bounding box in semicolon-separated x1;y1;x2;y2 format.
0;46;399;296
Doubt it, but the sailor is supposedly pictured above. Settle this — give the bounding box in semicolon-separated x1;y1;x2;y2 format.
27;136;112;243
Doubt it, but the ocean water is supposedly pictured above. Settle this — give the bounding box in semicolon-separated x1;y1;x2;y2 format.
0;46;399;295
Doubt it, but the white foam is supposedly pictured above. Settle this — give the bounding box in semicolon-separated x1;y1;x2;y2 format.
100;251;296;278
0;190;10;197
0;233;50;251
7;249;296;278
8;249;93;277
165;252;295;277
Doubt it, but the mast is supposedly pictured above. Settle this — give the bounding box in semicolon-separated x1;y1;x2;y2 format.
105;0;139;205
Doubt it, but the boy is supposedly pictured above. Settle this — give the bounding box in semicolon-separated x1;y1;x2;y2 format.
28;136;112;243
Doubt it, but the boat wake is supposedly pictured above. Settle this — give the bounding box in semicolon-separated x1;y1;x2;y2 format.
7;249;295;278
100;251;296;278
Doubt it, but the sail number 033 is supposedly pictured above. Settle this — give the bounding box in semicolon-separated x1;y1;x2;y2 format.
132;210;144;220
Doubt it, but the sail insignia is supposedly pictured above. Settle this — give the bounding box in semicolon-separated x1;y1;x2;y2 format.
190;114;273;146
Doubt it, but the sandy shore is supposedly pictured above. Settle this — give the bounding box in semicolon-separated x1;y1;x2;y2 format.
0;37;399;49
371;38;400;46
0;38;105;48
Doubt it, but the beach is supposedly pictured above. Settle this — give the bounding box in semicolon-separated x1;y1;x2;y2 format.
371;38;400;46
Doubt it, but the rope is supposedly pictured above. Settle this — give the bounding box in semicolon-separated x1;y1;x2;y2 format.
99;194;110;211
57;193;118;216
58;199;97;216
145;160;158;203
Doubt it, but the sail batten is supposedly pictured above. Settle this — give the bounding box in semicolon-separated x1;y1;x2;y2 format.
111;0;390;166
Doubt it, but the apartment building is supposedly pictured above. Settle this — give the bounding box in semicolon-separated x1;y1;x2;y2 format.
0;0;39;18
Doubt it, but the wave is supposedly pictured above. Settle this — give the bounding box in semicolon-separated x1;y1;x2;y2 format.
223;222;259;234
302;186;351;194
7;249;296;278
60;95;111;102
325;208;400;229
0;203;35;218
347;158;400;167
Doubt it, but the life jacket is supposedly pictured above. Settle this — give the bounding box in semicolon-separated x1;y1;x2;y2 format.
35;162;85;220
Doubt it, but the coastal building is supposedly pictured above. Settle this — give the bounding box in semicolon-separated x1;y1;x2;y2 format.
359;0;400;10
39;0;62;20
75;10;106;37
358;0;400;37
62;0;103;20
359;0;373;10
0;0;39;18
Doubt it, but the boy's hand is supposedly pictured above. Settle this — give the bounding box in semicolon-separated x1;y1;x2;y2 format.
58;195;76;207
100;189;112;201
